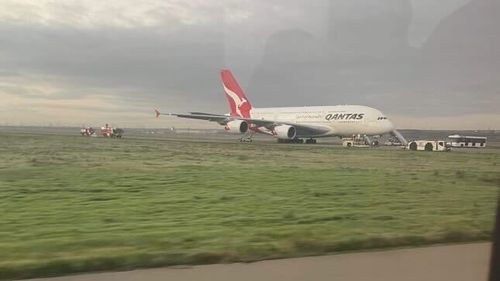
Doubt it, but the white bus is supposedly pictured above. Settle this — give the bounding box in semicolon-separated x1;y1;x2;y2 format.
447;134;487;148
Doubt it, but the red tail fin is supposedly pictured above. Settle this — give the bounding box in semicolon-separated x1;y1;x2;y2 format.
220;69;252;118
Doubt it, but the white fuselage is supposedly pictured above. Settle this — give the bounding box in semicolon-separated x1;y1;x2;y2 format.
250;105;394;137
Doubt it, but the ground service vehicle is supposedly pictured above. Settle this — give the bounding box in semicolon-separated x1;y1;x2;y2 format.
408;140;450;151
80;127;95;136
100;124;124;138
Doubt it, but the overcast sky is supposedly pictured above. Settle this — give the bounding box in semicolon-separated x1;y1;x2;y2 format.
0;0;498;129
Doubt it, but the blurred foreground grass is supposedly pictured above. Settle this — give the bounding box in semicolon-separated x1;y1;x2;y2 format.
0;132;498;279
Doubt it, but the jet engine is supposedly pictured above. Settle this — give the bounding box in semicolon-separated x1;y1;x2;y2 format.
224;120;249;134
273;125;297;139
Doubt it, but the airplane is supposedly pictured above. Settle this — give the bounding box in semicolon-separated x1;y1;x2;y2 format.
155;69;407;145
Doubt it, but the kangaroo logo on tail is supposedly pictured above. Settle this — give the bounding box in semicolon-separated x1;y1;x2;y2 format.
221;69;252;118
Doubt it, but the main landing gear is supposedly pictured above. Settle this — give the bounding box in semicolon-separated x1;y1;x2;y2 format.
305;138;317;144
239;133;254;143
277;138;317;144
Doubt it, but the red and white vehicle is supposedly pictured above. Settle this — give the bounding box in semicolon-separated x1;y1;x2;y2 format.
155;69;405;144
100;124;113;137
100;124;124;138
80;127;95;137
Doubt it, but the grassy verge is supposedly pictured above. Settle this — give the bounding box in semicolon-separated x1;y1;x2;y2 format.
0;132;498;279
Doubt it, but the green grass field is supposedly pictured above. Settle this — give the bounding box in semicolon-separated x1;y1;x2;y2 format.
0;131;498;279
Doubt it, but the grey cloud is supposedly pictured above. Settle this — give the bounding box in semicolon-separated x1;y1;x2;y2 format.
0;0;498;126
0;24;225;110
246;0;499;117
328;0;413;57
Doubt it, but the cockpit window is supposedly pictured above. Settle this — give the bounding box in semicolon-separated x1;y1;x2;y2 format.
377;117;388;120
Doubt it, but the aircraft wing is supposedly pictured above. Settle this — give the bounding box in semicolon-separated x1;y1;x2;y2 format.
171;113;229;123
155;110;231;125
155;109;332;136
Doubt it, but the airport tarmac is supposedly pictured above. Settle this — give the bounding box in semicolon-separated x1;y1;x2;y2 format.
26;243;491;281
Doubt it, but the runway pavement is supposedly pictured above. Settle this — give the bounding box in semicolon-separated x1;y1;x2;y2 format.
26;242;491;281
